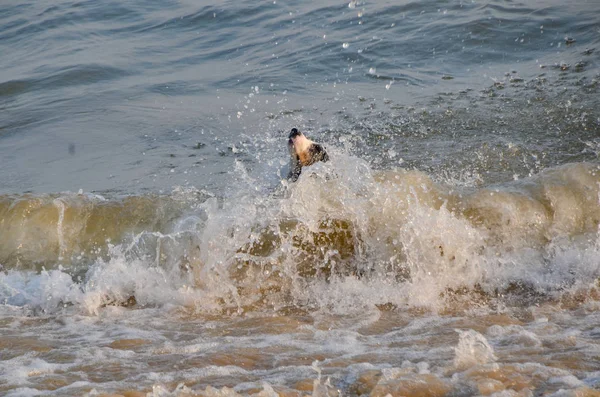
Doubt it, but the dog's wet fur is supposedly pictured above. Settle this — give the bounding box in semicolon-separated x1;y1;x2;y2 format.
287;128;329;182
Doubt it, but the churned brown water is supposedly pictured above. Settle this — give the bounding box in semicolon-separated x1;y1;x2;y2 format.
2;0;600;396
2;162;600;396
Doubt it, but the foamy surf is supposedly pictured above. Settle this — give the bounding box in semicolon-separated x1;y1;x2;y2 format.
2;0;600;393
2;160;600;314
1;157;600;396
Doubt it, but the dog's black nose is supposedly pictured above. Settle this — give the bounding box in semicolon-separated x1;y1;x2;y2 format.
289;128;301;139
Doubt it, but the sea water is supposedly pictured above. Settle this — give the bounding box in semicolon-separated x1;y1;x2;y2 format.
1;0;600;396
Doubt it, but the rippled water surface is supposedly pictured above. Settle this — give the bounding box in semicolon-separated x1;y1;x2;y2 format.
1;0;600;396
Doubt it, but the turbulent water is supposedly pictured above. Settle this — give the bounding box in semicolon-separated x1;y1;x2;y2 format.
2;0;600;396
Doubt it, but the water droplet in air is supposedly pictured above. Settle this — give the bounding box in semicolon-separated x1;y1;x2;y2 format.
348;0;357;9
385;81;393;90
368;67;376;74
342;42;349;49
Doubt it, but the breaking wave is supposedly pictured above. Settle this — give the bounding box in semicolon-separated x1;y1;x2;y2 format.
1;158;600;315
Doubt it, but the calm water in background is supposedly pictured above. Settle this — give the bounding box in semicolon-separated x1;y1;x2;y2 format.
1;1;600;396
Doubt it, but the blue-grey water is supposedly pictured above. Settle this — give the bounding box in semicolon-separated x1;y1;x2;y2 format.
1;1;600;396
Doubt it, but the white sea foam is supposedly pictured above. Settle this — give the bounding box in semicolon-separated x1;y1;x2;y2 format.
454;329;497;369
0;160;599;319
487;325;542;348
0;269;82;310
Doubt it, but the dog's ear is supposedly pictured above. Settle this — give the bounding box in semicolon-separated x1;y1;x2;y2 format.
309;144;329;163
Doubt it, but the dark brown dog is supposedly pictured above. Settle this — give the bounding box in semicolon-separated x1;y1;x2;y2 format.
287;128;329;182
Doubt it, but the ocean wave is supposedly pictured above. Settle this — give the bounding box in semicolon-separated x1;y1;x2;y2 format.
1;160;599;314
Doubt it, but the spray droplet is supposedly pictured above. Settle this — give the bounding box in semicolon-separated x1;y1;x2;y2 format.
348;0;357;9
342;42;349;49
368;67;376;74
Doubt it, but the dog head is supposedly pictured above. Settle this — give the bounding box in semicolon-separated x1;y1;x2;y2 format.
287;128;329;182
